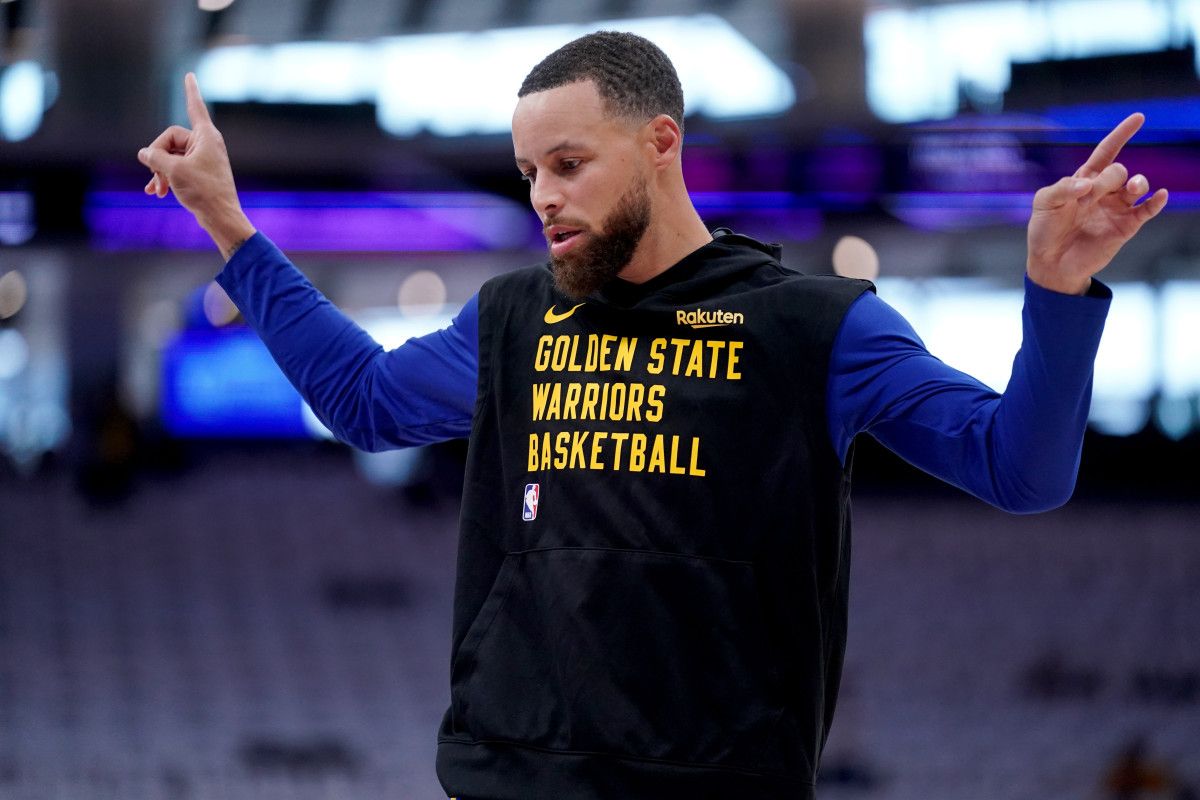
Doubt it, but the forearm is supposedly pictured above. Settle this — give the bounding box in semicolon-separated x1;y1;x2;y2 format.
829;281;1111;513
215;233;477;450
976;278;1109;508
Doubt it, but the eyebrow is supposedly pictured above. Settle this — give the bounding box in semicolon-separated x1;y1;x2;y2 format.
514;140;585;167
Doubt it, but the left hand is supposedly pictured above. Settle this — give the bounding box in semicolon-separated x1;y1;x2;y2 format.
1026;113;1169;295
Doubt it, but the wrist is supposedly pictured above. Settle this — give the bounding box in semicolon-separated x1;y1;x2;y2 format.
1026;265;1091;296
201;204;257;261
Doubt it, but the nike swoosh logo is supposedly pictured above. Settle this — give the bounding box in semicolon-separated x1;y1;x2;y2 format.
544;302;586;324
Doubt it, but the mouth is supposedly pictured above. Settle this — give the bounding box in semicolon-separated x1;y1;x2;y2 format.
547;226;585;256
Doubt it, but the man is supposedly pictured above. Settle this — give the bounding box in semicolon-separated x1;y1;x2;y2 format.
139;31;1166;800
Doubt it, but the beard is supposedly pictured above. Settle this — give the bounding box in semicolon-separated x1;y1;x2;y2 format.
549;176;651;300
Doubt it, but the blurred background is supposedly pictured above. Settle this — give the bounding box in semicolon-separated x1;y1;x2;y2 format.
2;0;1199;797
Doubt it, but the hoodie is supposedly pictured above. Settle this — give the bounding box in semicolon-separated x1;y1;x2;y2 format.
435;232;872;799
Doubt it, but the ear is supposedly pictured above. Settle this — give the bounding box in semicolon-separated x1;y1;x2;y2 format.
644;113;683;170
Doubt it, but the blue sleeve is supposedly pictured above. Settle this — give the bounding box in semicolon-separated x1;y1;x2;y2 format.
215;232;478;451
827;277;1111;513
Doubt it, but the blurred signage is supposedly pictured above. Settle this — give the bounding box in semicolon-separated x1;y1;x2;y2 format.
161;329;309;437
160;309;454;439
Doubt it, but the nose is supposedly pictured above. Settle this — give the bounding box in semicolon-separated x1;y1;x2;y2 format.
530;172;564;217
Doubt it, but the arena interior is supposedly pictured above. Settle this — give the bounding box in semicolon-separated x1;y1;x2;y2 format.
1;0;1198;797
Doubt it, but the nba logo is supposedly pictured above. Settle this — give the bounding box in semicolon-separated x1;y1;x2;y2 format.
522;483;540;521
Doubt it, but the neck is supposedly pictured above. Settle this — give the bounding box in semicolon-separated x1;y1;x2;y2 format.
617;189;712;284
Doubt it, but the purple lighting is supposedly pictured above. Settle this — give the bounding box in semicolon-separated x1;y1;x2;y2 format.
887;189;1189;232
89;189;828;251
0;191;35;245
689;192;823;242
87;191;540;252
885;192;1036;232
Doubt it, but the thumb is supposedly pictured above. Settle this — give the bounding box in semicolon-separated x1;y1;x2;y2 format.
138;147;180;177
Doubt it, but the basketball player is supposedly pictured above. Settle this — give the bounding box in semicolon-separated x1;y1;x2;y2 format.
138;32;1166;799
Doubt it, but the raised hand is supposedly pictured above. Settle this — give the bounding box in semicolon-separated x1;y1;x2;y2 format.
1026;113;1169;295
137;72;255;260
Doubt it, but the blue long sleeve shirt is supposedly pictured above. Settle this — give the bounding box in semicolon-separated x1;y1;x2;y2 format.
217;232;1111;514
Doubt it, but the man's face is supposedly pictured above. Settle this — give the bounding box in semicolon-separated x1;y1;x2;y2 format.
512;80;652;299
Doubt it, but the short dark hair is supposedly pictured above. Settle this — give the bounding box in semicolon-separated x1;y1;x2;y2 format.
518;31;685;134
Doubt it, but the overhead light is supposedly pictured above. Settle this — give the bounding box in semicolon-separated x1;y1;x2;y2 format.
0;329;29;380
866;0;1198;123
0;270;28;319
0;61;45;142
397;270;447;316
195;14;796;137
1161;281;1200;400
832;236;880;281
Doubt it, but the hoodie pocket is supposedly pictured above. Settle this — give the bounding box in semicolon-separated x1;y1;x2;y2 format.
451;547;785;770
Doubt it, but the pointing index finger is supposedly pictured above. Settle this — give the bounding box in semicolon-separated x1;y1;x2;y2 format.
1077;113;1144;178
185;72;212;127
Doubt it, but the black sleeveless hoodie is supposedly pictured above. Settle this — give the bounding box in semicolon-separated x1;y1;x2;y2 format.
437;231;873;799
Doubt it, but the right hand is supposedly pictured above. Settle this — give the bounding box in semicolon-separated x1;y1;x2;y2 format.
138;72;256;259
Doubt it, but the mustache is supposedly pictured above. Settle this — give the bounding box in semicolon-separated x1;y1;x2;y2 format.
543;219;591;235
